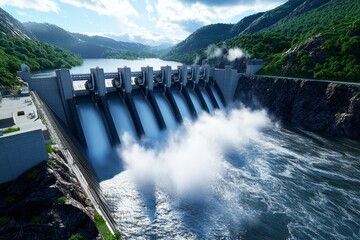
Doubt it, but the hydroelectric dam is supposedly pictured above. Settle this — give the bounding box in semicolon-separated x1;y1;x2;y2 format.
16;63;360;239
17;64;240;181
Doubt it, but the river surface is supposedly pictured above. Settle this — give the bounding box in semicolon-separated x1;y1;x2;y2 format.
32;58;182;77
40;58;360;239
100;106;360;240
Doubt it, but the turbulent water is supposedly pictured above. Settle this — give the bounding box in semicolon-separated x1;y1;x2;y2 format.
100;105;360;240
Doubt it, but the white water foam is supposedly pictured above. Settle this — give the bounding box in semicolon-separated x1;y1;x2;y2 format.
100;106;360;239
101;107;270;238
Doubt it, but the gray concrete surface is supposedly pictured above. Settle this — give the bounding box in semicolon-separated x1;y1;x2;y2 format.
0;128;48;183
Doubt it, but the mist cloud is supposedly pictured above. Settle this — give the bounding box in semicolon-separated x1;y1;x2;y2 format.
227;47;250;61
206;44;224;59
116;107;270;196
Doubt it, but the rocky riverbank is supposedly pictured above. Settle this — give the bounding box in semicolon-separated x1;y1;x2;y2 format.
235;76;360;140
0;148;101;240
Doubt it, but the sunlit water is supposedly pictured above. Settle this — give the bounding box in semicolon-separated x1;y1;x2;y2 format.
108;95;137;139
188;88;203;115
61;59;359;239
99;106;360;240
32;58;182;76
172;90;193;121
154;92;178;130
211;86;225;109
200;88;215;114
133;94;161;139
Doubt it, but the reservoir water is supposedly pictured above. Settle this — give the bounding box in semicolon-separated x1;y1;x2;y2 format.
32;58;182;77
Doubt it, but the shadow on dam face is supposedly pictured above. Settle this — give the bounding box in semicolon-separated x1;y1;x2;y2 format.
18;64;236;182
77;89;218;182
76;81;225;181
22;65;360;239
76;84;222;182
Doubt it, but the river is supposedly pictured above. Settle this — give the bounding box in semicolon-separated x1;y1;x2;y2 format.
100;107;360;240
36;58;360;239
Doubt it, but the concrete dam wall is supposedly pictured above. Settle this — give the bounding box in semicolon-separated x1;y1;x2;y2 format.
18;64;240;181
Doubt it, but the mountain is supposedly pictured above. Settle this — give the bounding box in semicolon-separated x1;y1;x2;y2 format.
164;23;236;63
164;0;327;60
23;22;156;59
98;32;175;47
0;8;33;39
0;8;82;87
164;0;360;81
229;12;265;35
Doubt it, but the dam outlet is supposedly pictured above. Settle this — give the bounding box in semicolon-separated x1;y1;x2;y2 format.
17;64;360;239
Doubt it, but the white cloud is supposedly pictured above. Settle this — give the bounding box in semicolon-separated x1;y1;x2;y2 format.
76;0;281;44
16;11;33;17
0;0;59;13
153;0;284;42
60;0;139;18
145;0;154;14
1;0;286;44
84;31;176;46
60;0;143;40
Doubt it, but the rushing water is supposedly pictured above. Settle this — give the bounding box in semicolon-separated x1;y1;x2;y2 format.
154;92;178;130
211;86;225;109
66;59;359;239
108;95;137;139
172;90;193;120
200;88;215;114
133;94;161;139
188;88;203;115
100;106;360;240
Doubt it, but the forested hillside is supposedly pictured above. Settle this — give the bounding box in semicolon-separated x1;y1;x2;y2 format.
164;0;360;81
0;8;82;87
0;35;82;87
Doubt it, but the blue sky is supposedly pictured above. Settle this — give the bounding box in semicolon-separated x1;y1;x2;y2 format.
0;0;286;45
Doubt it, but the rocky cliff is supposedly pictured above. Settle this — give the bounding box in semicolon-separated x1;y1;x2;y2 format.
0;149;101;240
235;76;360;140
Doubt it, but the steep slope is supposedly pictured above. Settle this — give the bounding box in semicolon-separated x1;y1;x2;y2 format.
0;8;33;39
24;22;155;59
164;23;235;63
236;76;360;139
164;0;360;81
240;0;328;34
0;9;82;87
230;12;264;35
258;0;360;80
163;0;319;63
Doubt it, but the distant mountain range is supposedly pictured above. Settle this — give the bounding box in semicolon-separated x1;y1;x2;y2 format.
1;6;170;60
23;22;161;59
164;0;360;81
0;7;170;87
1;0;359;84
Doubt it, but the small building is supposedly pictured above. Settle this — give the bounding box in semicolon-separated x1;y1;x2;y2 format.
0;95;49;184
